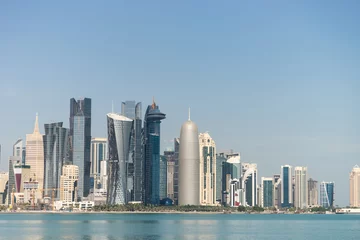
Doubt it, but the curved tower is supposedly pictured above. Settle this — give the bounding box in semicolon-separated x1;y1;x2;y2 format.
179;110;200;205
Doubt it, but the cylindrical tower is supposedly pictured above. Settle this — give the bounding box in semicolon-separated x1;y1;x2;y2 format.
178;117;200;206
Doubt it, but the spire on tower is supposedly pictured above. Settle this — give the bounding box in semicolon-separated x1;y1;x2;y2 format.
152;96;156;109
188;107;191;121
33;113;40;134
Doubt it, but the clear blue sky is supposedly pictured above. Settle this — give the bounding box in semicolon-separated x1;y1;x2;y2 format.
1;1;359;206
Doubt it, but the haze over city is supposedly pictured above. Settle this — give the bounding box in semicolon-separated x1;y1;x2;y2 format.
1;1;360;207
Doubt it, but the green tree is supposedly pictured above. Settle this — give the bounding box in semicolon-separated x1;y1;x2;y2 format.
237;206;246;212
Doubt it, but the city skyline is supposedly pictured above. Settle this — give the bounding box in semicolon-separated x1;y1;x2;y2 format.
1;1;360;207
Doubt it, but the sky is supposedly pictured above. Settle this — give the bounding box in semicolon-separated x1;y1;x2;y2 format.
0;1;359;206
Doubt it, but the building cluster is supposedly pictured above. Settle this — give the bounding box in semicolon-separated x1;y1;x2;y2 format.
0;97;357;210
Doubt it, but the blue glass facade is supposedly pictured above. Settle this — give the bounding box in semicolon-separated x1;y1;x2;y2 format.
159;155;167;200
263;180;273;207
320;182;334;208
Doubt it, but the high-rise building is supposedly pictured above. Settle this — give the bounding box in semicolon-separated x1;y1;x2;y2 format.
261;177;273;208
13;139;25;164
178;110;200;206
294;166;308;209
90;138;107;176
216;153;227;203
281;165;293;208
320;181;334;208
350;165;360;207
164;150;175;200
173;138;180;204
60;165;79;202
199;132;216;205
14;163;31;193
70;98;92;199
121;101;142;202
100;160;108;191
0;172;9;204
43;122;69;198
106;113;133;205
273;174;281;208
222;153;241;206
159;155;167;200
242;163;257;207
308;178;318;206
143;100;166;205
26;114;45;192
7;156;20;204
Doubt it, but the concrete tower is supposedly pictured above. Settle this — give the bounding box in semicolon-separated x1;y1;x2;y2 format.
179;109;200;206
350;165;360;207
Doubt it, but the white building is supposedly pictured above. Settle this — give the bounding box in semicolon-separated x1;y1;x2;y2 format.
100;160;108;191
294;166;308;209
350;165;360;207
199;132;217;205
90;138;107;175
241;163;257;207
60;165;79;202
54;201;94;211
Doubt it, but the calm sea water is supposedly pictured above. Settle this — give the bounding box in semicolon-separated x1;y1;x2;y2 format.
0;213;359;240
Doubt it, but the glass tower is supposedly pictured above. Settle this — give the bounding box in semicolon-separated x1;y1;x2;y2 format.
70;98;91;199
262;178;273;207
144;100;166;205
159;155;167;200
281;165;293;208
216;153;227;202
320;181;334;208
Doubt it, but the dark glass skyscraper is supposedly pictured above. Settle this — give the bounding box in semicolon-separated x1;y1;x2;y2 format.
43;122;69;198
70;98;91;199
144;100;166;205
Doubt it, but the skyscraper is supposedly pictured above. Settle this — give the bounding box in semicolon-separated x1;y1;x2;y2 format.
222;153;241;206
349;165;360;207
261;177;273;208
273;174;281;208
159;155;167;200
199;132;216;205
70;98;91;199
281;165;293;208
178;110;200;206
216;153;227;203
294;166;308;209
90;138;107;176
121;101;142;202
173;138;180;204
26;114;44;191
43;122;69;198
164;150;175;200
106;113;133;205
320;181;334;208
143;100;166;205
242;163;257;207
60;165;79;202
13;139;25;164
7;156;20;204
308;178;318;206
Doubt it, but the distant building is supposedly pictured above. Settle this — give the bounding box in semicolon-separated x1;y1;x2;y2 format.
308;178;318;206
99;160;108;190
294;166;308;209
70;98;92;199
199;132;216;205
350;165;360;207
90;138;107;176
273;174;281;208
229;179;241;207
281;165;293;208
13;139;25;165
164;150;175;200
320;181;334;208
60;165;79;202
261;177;273;208
173;138;180;204
159;155;167;200
14;163;31;193
242;163;257;207
0;172;9;204
222;153;241;206
216;153;227;203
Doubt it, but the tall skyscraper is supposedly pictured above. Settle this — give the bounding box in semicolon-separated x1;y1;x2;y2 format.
121;101;142;202
164;150;175;200
320;181;334;208
216;153;227;203
308;178;318;206
159;155;167;200
0;172;9;204
178;110;200;206
273;174;281;208
222;153;241;206
13;139;25;164
199;132;216;205
60;165;79;202
70;98;91;199
261;177;273;208
26;114;45;191
90;138;107;175
7;156;20;204
242;163;257;207
143;100;166;205
350;165;360;207
281;165;293;208
294;166;308;209
173;138;180;204
106;113;133;205
43;122;69;198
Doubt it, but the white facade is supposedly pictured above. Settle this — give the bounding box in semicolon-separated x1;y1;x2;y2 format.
90;138;108;175
350;165;360;207
54;201;94;211
294;166;308;209
199;132;216;205
100;160;108;190
26;114;44;191
60;165;79;202
229;179;241;207
241;163;257;207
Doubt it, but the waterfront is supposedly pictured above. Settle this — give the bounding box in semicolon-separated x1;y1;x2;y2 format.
0;213;359;240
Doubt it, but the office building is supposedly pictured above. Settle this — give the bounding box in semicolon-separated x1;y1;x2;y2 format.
242;163;257;207
26;114;45;191
164;150;175;200
294;166;308;209
320;181;334;208
70;98;92;199
308;178;318;206
14;163;31;193
173;138;180;204
143;100;166;205
13;139;25;165
121;101;142;202
90;138;107;175
229;179;241;207
43;122;69;198
60;165;79;202
159;155;167;200
273;174;281;208
281;165;293;208
178;110;200;206
199;132;216;205
216;153;227;202
100;160;108;190
221;153;241;205
261;177;273;208
0;172;8;204
106;113;133;205
350;165;360;207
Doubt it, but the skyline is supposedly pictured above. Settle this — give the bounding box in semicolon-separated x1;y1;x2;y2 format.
1;1;360;206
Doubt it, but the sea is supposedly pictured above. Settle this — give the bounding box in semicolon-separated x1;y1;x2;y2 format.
0;213;359;240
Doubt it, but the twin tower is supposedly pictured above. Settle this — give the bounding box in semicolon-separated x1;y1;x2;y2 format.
178;110;200;206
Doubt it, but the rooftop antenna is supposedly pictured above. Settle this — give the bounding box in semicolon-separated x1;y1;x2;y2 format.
188;107;191;121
